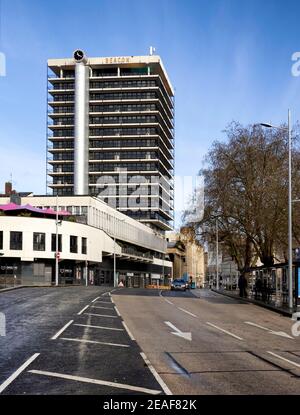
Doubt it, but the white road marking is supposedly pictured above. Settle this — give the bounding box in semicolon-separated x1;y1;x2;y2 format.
93;300;112;304
110;297;115;304
114;306;121;316
84;313;118;318
165;321;192;341
165;299;174;305
178;307;197;318
206;322;244;341
0;353;40;394
122;321;135;341
140;352;172;395
28;370;161;395
51;320;74;340
267;351;300;368
77;305;89;315
91;297;100;303
74;323;124;332
245;321;294;339
244;321;271;331
90;305;114;310
61;337;130;348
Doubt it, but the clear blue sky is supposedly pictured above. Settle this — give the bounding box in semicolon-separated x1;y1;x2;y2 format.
1;0;300;226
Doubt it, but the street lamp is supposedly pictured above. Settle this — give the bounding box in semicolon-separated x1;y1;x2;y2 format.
260;109;293;309
216;218;219;290
113;217;125;288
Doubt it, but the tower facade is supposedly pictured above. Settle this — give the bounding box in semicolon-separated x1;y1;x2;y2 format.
47;51;174;231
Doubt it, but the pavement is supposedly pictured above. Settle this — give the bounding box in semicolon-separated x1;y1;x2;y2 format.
212;288;295;317
112;288;300;395
0;286;166;395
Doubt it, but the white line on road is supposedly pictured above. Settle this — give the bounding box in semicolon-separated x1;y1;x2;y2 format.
28;370;161;395
140;352;172;395
90;305;114;310
244;321;270;331
74;324;124;332
0;353;40;394
77;305;89;315
84;313;118;318
114;306;121;316
51;320;74;340
91;297;100;303
122;321;135;341
165;299;174;305
267;351;300;368
61;337;130;348
178;307;197;318
206;322;244;341
93;300;112;304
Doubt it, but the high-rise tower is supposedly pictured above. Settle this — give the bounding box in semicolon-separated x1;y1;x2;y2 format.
47;51;174;231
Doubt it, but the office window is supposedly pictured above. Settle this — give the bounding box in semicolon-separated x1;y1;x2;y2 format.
0;231;3;250
82;237;87;255
70;235;78;253
51;234;62;252
10;231;22;250
33;233;46;251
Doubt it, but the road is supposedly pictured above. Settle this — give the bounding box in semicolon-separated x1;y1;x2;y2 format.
0;286;300;395
112;288;300;395
0;287;165;395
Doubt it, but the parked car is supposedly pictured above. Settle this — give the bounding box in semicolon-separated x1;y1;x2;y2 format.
171;279;187;291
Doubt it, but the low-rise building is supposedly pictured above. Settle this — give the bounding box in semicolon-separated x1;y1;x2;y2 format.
166;227;205;288
0;193;172;287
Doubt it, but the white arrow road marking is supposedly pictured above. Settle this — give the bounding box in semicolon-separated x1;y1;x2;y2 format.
165;321;192;341
245;321;294;339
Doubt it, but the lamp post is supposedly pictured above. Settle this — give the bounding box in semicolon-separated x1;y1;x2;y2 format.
55;195;59;286
113;217;125;288
216;218;219;290
260;109;293;309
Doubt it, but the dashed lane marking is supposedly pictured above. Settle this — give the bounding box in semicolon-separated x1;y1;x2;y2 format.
91;297;100;303
206;322;244;341
60;337;130;348
28;370;162;395
267;351;300;368
122;321;136;341
51;320;74;340
77;305;89;315
0;353;40;394
178;307;197;318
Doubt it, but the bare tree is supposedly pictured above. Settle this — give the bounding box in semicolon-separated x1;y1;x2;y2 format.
183;121;300;272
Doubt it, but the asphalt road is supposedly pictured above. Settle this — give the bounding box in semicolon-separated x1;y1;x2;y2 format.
112;288;300;395
0;286;165;395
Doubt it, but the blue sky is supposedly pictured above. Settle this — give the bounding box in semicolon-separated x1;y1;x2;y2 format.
1;0;300;226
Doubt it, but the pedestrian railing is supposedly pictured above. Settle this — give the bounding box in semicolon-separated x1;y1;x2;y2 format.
0;275;22;289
